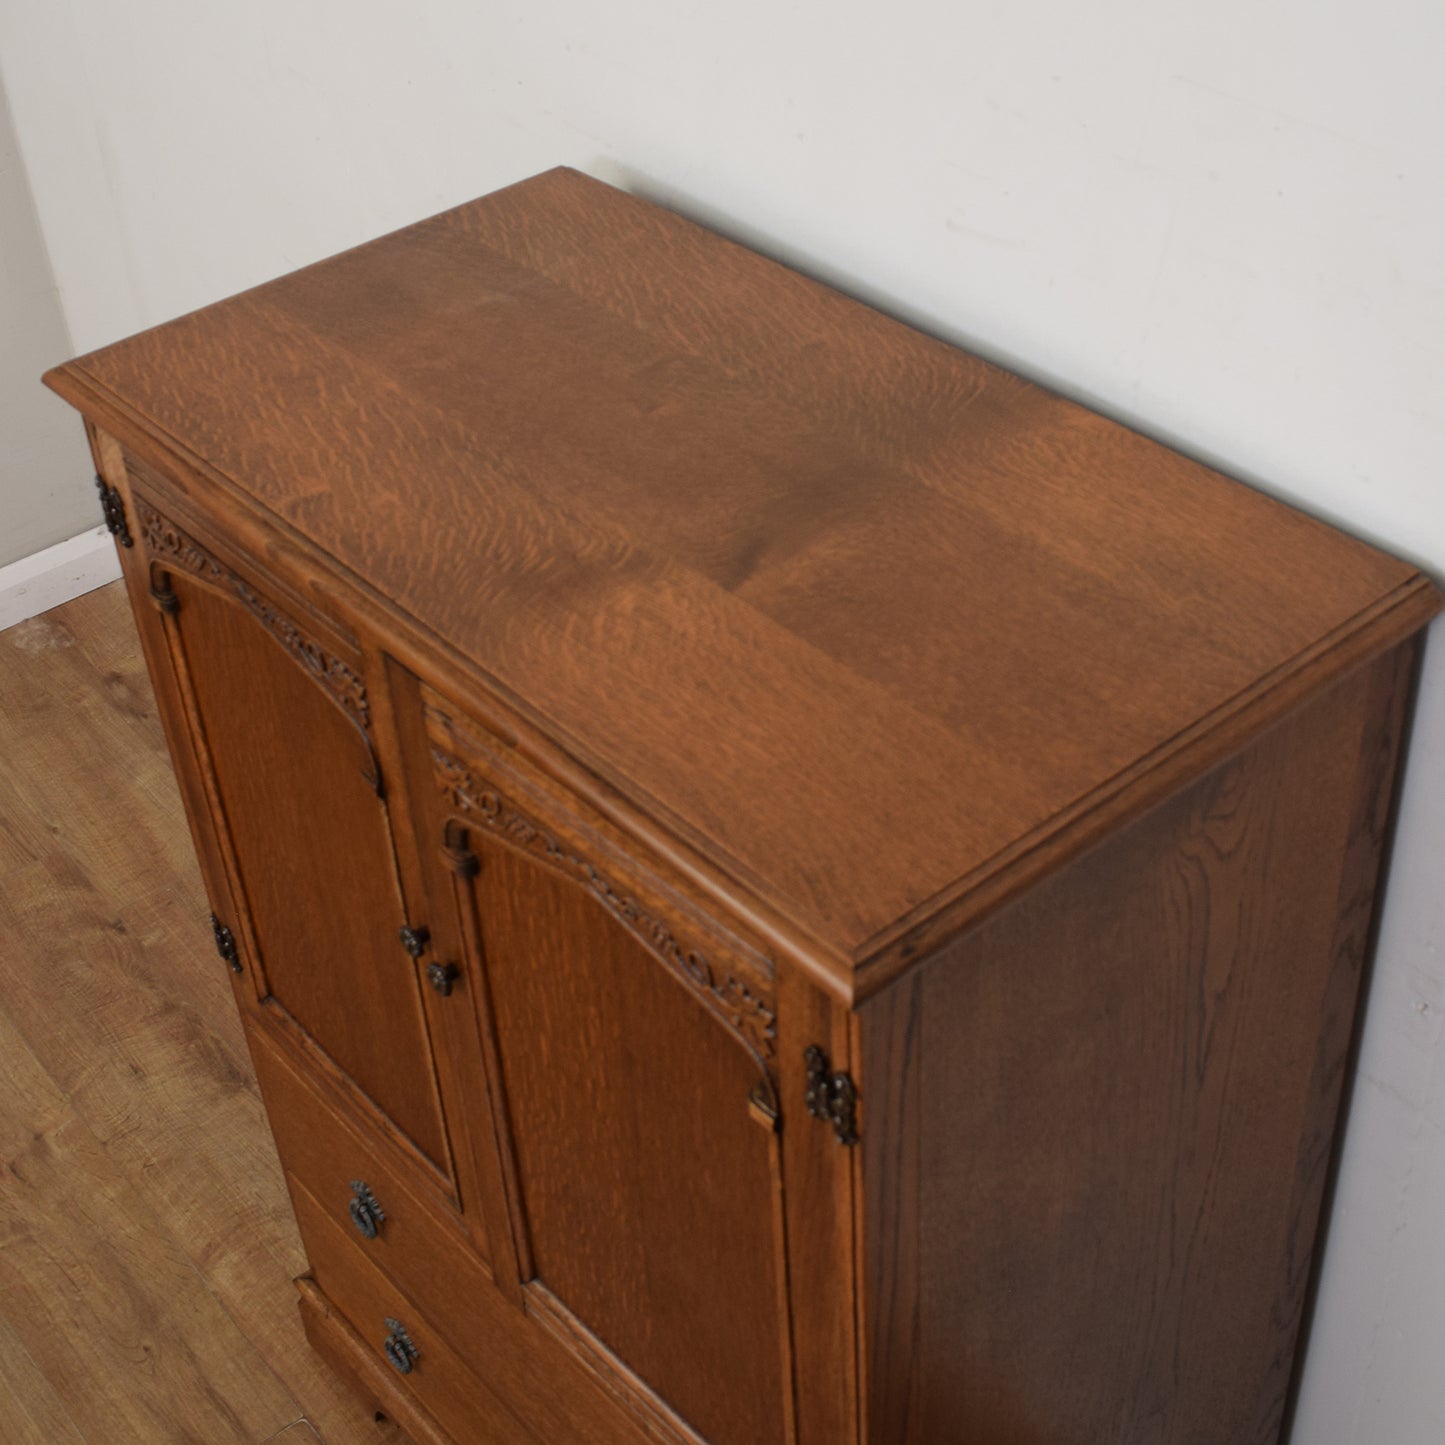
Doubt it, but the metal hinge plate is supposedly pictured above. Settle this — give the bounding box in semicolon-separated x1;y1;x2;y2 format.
804;1045;859;1146
95;475;134;548
210;913;242;973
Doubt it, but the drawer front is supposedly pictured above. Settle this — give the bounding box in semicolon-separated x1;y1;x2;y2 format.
249;1025;494;1304
291;1177;525;1444
266;1031;655;1445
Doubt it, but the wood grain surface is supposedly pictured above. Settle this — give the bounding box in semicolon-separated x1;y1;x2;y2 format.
860;640;1421;1444
0;584;407;1445
469;837;787;1445
45;166;1441;998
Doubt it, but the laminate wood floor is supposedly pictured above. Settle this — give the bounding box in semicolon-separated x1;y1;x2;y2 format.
0;580;409;1445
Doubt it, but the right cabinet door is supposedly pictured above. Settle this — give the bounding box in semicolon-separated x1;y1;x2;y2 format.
423;707;794;1445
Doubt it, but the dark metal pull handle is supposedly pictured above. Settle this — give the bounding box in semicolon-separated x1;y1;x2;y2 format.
399;924;458;997
382;1318;418;1375
426;961;459;997
398;925;430;958
348;1180;385;1240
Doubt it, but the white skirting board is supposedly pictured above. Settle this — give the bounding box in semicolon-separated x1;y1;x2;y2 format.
0;525;124;632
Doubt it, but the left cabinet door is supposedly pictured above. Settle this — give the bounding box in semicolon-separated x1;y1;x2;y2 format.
122;482;452;1174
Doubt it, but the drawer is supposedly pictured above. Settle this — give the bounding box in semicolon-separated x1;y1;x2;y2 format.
249;1024;493;1297
291;1176;528;1444
262;1038;652;1444
292;1172;660;1445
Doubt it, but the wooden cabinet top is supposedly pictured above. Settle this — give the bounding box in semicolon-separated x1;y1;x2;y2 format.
46;166;1440;1000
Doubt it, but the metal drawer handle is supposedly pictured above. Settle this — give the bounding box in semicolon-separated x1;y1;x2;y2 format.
426;961;459;997
349;1180;386;1240
382;1317;418;1375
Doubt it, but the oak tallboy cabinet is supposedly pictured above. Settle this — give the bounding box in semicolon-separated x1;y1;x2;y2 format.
46;168;1439;1445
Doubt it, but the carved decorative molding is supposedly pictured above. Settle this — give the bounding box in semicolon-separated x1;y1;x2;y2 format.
432;745;778;1063
137;498;370;734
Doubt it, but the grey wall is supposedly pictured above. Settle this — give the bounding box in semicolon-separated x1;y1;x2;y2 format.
0;69;90;569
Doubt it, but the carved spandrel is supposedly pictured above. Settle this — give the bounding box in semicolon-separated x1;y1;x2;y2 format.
431;743;778;1066
136;496;370;735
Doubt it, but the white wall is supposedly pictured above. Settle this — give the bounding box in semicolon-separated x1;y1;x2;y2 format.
0;69;91;568
3;1;1442;1436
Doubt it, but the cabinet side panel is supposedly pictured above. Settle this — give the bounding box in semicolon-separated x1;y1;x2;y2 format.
862;640;1420;1445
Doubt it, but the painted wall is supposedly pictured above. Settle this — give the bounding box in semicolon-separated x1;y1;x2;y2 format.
0;71;90;568
2;1;1442;1436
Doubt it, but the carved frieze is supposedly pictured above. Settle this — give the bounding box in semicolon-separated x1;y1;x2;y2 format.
136;497;370;734
431;744;778;1064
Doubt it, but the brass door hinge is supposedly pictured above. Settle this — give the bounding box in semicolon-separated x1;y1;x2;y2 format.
804;1045;859;1146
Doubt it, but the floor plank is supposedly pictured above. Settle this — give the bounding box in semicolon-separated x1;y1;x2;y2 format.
0;1003;299;1442
0;583;408;1444
0;1310;88;1445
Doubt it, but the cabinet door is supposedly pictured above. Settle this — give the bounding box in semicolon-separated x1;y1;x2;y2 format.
426;713;794;1445
132;492;451;1171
